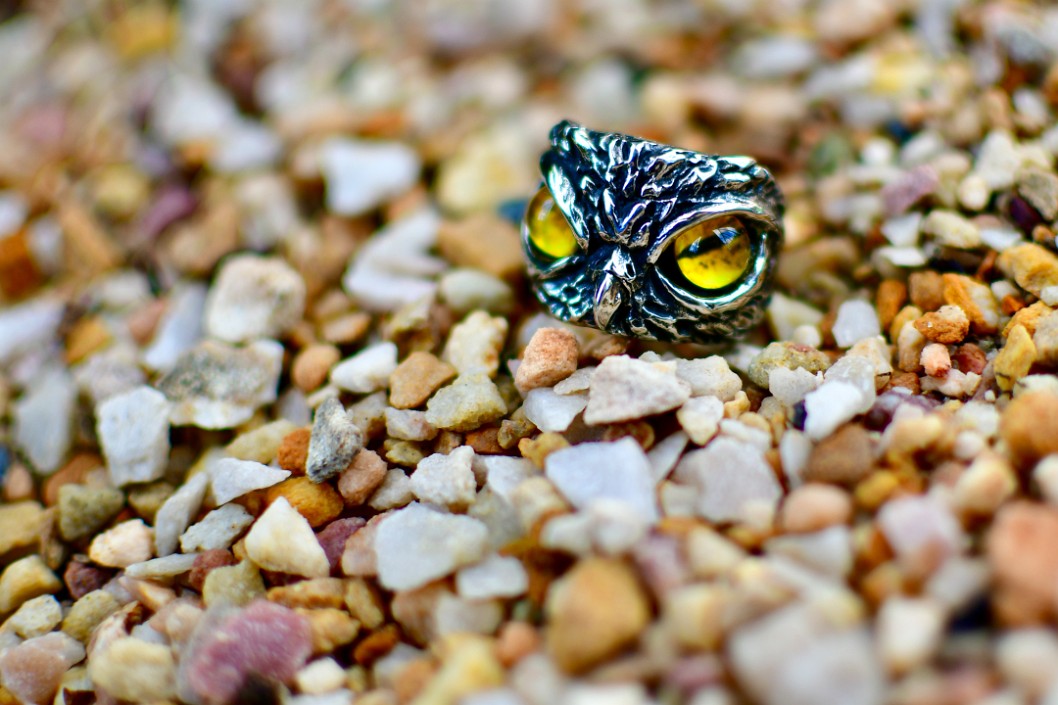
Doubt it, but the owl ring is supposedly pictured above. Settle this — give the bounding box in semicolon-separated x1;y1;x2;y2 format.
522;121;784;346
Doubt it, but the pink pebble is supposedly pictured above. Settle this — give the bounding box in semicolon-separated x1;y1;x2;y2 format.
184;600;312;705
316;517;366;574
0;632;85;705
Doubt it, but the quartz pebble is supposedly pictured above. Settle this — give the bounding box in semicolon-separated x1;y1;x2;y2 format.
456;554;529;600
88;519;154;568
411;446;477;510
96;385;171;486
245;497;330;578
832;300;882;348
875;597;945;675
180;503;253;552
425;373;508;431
677;396;724;445
154;471;208;556
728;602;883;705
546;438;658;523
89;637;177;702
443;310;508;377
674;437;782;524
320;137;420;216
331;342;399;394
158;340;283;429
522;387;588;433
306;397;364;483
210;457;290;505
584;355;690;425
440;268;514;314
374;503;489;591
204;254;306;343
0;632;85;705
14;367;75;475
676;356;742;401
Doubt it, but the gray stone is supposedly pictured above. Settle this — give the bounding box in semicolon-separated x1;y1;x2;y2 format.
157;340;283;429
306;397;364;483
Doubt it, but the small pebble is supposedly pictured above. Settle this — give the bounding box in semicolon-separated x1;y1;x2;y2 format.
180;503;254;552
545;558;650;674
210;457;290;505
443;310;509;377
204;254;306;343
583;355;690;425
306;396;364;483
154;471;209;556
411;446;477;510
331;342;399;394
88;637;177;702
514;328;579;394
88;519;154;568
244;496;331;578
96;385;171;487
832;300;882;348
338;449;388;506
389;351;458;410
374;502;489;591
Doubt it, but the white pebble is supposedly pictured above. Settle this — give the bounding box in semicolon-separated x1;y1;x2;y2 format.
210;457;290;505
97;386;172;487
375;502;489;591
245;497;330;578
330;342;398;394
410;446;477;510
545;438;659;523
320;137;420;216
456;554;529;600
832;300;881;348
522;388;587;433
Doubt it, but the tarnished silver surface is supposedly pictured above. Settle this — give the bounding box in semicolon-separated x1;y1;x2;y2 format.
523;120;784;345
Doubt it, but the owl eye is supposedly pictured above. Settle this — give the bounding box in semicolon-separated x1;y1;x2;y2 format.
669;215;752;290
525;187;579;259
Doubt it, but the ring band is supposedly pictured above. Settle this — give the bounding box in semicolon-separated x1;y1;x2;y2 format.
522;121;784;346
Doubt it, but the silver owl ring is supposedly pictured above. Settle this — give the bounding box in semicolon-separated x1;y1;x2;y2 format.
521;121;784;346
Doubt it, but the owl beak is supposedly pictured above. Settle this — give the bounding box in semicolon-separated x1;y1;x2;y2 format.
593;272;627;329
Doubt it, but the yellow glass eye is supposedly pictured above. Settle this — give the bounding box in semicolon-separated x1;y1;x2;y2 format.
672;216;752;290
526;188;578;259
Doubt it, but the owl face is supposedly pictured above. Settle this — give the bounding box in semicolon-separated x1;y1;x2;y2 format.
522;121;784;345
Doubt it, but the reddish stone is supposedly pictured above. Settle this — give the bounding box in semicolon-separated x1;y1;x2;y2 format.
315;517;366;574
64;560;113;600
189;549;239;592
185;600;313;705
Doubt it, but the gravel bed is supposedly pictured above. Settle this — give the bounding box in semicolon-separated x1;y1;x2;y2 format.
2;1;1058;704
